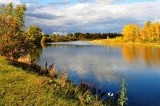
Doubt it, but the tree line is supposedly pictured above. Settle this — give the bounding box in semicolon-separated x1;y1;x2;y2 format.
122;21;160;43
41;32;122;43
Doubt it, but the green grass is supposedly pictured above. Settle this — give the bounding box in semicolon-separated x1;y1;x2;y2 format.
0;56;81;106
0;56;110;106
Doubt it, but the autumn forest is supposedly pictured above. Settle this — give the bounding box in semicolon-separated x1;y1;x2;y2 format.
122;21;160;43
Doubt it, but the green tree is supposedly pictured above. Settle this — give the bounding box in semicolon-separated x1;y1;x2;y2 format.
0;3;34;60
74;32;82;38
79;33;85;40
42;33;49;37
41;36;48;43
67;33;73;37
27;25;42;45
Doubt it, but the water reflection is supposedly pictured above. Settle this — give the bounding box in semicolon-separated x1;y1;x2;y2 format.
32;41;160;106
121;45;160;66
37;43;124;83
33;43;160;83
30;45;42;60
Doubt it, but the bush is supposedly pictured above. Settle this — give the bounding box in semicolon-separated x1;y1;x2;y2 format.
0;3;34;60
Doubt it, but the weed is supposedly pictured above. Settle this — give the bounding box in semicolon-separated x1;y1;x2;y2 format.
48;67;57;78
118;79;128;106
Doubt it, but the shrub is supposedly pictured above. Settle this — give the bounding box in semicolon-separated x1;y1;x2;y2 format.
0;3;34;60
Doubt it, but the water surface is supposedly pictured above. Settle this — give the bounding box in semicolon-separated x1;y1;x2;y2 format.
33;41;160;106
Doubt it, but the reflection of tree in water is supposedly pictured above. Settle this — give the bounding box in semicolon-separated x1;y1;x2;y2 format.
154;48;160;65
143;47;153;66
122;45;160;66
30;43;60;60
122;46;134;63
41;43;93;49
30;45;42;60
41;43;52;48
30;43;87;60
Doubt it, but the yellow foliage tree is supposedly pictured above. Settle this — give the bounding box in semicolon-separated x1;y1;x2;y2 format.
122;23;135;42
122;21;160;43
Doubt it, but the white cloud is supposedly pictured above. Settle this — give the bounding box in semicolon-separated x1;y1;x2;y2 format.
95;0;124;5
3;0;159;34
95;0;118;4
0;0;21;5
78;0;125;4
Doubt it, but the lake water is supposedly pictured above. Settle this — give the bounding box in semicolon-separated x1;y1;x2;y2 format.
33;41;160;106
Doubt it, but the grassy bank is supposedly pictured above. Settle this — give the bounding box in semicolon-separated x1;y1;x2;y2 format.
0;56;77;105
90;39;160;47
0;56;110;106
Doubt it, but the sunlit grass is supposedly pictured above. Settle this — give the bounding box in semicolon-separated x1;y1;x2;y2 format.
1;56;112;106
90;38;160;47
0;56;80;105
89;37;124;44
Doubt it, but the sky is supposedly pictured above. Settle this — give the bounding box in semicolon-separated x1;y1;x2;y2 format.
0;0;160;34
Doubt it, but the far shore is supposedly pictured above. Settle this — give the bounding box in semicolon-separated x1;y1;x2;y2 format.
89;39;160;47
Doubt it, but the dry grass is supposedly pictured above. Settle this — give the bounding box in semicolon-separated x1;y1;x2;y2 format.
17;55;31;64
48;67;57;78
90;38;160;47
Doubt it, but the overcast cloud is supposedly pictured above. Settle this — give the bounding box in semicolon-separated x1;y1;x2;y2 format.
0;0;160;34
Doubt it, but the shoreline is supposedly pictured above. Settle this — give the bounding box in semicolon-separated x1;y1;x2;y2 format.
0;56;119;106
89;39;160;47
